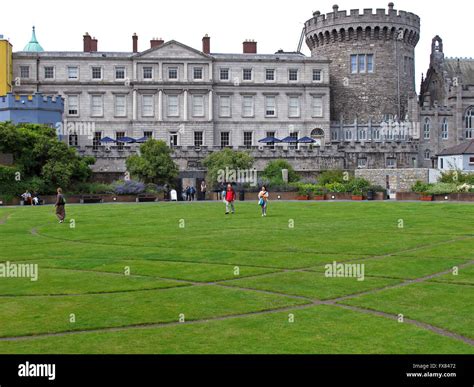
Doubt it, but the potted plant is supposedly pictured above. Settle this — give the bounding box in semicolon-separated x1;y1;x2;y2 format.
296;184;310;200
311;185;326;200
411;181;433;201
351;188;364;201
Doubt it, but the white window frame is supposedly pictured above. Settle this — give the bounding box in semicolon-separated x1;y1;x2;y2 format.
265;96;277;117
242;95;254;118
90;95;104;117
220;68;230;81
142;94;154;117
194;131;203;148
220;132;230;148
441;118;449;140
219;95;231;118
143;66;153;80
265;69;275;82
115;66;126;80
67;66;79;81
44;66;55;80
20;65;30;79
423;118;431;140
192;95;205;117
312;96;323;118
91;66;102;80
243;132;253;149
114;95;127;117
288;96;300;118
243;68;253;82
289;69;298;82
67;95;79;116
168;67;178;80
193;67;203;80
167;94;179;117
312;69;322;82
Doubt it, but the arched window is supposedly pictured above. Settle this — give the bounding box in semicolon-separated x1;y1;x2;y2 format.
345;130;352;141
311;128;325;138
424;149;431;160
441;118;449;140
423;118;431;140
466;107;474;139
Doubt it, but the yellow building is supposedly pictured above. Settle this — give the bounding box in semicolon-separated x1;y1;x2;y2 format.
0;35;13;96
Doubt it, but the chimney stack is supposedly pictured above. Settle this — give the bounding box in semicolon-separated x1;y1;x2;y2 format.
132;33;138;53
83;32;92;52
202;34;210;54
150;38;164;49
91;37;98;52
243;40;257;54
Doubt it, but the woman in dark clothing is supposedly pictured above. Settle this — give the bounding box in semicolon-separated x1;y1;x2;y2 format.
55;188;66;223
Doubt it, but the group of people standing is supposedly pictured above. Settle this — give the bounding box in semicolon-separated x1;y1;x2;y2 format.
21;190;41;206
223;183;269;217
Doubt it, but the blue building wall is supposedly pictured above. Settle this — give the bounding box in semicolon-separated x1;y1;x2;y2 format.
0;93;64;126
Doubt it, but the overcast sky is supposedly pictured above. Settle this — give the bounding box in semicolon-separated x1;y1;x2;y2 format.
2;0;472;90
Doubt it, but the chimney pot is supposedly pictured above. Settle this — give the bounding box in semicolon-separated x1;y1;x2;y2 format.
243;40;257;54
150;38;164;48
83;32;92;52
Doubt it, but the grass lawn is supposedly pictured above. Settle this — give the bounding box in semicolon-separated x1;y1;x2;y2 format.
0;201;473;353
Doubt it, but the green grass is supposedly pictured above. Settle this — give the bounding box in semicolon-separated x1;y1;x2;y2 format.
0;201;473;353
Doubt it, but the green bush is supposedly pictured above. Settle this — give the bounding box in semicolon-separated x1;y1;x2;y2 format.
318;170;348;185
411;181;432;194
324;182;348;193
426;183;459;195
261;160;299;185
346;178;371;194
71;182;113;194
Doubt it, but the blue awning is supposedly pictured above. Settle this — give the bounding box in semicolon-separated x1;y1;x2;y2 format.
100;137;117;143
258;137;282;144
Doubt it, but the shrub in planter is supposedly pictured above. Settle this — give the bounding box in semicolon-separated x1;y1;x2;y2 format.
426;183;458;196
311;185;326;200
351;188;364;201
295;183;312;200
324;182;348;193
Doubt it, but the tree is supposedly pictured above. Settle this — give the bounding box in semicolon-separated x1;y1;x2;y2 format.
261;159;299;185
126;140;178;184
0;122;95;194
202;148;254;188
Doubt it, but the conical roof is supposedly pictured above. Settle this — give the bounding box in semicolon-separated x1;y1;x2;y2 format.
23;26;44;52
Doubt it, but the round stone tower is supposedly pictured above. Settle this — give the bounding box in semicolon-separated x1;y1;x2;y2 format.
304;3;420;124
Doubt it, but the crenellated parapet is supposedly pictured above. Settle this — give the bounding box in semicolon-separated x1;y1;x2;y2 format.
305;3;420;50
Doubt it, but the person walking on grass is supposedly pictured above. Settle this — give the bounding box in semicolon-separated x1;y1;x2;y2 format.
55;188;66;223
225;183;236;215
258;185;269;217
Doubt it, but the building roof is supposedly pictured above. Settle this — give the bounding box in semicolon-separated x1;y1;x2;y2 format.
439;140;474;156
23;26;44;52
444;58;474;85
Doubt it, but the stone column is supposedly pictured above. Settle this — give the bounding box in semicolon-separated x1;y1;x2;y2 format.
158;90;163;121
184;90;188;121
132;89;137;120
208;90;213;121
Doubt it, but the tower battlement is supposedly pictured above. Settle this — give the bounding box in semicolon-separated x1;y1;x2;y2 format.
305;3;420;49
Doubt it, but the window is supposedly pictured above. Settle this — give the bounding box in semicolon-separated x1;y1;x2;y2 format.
350;54;374;74
345;130;353;141
115;66;125;80
313;69;322;82
142;95;154;117
144;131;153;139
93;132;102;151
469;157;474;165
114;95;126;117
289;132;298;150
219;96;231;117
68;133;78;147
423;117;431;139
169;133;178;148
373;129;381;141
193;67;203;80
143;67;153;80
167;95;179;117
331;130;339;141
357;158;367;168
242;96;254;117
266;131;276;149
168;67;178;80
92;66;102;80
67;66;78;80
288;96;300;118
243;132;253;149
91;95;103;117
220;68;229;81
312;96;323;117
358;129;367;141
243;68;252;81
350;55;358;74
192;95;204;117
466;108;474;139
441;118;449;140
424;149;431;160
20;66;30;79
289;69;298;81
194;131;203;148
265;96;276;117
386;158;396;168
116;132;125;151
440;158;444;169
220;132;230;148
44;66;54;79
67;95;79;116
266;69;275;81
